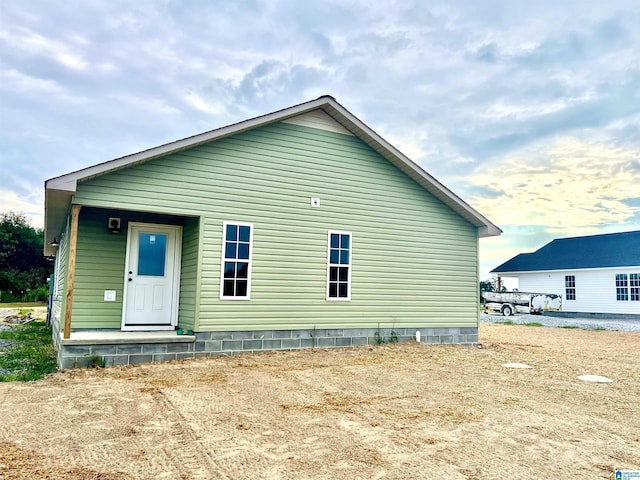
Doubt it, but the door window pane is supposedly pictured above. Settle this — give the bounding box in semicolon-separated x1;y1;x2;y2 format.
137;233;167;276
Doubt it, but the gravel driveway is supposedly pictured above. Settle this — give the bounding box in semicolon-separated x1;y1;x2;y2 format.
481;312;640;332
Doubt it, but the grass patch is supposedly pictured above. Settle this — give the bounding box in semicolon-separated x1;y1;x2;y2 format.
559;325;580;329
0;321;57;382
0;302;46;308
374;324;399;344
498;321;544;327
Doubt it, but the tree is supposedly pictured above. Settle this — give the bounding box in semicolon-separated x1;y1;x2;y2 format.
479;275;507;302
0;212;53;302
479;278;495;302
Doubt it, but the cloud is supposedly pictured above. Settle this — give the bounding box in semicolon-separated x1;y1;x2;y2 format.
469;137;640;234
0;26;89;71
0;191;43;228
183;92;227;116
0;68;88;104
512;17;631;67
112;94;182;116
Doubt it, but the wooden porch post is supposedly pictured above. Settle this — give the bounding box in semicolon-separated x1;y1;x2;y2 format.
63;205;81;339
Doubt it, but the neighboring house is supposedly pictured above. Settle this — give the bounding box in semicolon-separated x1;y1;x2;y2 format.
491;230;640;317
44;95;501;368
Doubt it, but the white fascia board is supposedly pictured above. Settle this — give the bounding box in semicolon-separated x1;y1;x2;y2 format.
45;177;77;192
496;265;640;276
478;225;504;238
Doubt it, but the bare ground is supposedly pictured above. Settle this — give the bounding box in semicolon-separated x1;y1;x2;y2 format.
0;323;638;480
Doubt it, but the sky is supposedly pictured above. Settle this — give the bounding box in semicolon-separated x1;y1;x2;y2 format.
1;0;639;281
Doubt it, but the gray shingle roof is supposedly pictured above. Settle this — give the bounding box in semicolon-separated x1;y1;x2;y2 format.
491;230;640;273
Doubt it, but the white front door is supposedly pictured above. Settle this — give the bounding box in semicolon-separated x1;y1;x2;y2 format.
122;223;182;330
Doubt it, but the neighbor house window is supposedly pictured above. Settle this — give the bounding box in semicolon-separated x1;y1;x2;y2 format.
616;273;640;301
631;274;640;301
220;222;253;299
327;231;351;300
565;275;576;300
616;274;629;301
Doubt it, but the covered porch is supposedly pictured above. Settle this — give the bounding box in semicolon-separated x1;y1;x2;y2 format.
47;204;202;367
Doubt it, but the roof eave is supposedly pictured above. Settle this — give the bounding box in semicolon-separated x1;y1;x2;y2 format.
43;184;74;256
319;100;502;237
44;95;501;242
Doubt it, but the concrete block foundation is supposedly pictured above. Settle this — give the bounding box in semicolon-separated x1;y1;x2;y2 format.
55;326;478;369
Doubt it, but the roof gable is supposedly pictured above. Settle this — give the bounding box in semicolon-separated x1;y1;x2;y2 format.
282;110;354;136
44;96;501;253
492;230;640;273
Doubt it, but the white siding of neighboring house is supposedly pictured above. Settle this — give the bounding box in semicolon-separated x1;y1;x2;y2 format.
514;267;640;315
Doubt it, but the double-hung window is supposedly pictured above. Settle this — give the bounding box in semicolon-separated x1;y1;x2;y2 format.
616;273;640;301
631;274;640;301
565;275;576;301
327;231;351;300
220;222;253;299
616;274;629;301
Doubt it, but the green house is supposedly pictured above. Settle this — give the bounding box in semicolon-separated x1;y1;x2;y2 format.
44;96;501;368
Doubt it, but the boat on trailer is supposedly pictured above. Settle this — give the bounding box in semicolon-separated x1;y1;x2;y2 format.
482;291;562;316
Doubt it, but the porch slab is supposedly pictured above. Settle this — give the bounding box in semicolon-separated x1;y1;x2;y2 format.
60;331;195;345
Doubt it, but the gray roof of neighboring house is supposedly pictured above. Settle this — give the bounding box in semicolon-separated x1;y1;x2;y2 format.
491;230;640;273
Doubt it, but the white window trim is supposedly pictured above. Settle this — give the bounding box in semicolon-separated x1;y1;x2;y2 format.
326;230;352;301
615;273;629;301
616;272;640;301
564;275;576;301
219;221;254;300
630;273;640;302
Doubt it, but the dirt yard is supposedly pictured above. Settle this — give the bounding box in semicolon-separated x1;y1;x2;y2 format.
0;324;637;480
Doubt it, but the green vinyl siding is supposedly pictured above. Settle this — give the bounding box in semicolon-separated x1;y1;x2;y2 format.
73;208;127;328
73;120;479;331
70;208;195;329
177;216;200;330
51;216;70;333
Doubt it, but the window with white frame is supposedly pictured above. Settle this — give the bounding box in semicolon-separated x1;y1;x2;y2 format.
565;275;576;300
220;222;253;299
631;273;640;301
327;231;351;300
616;273;640;301
616;274;629;301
